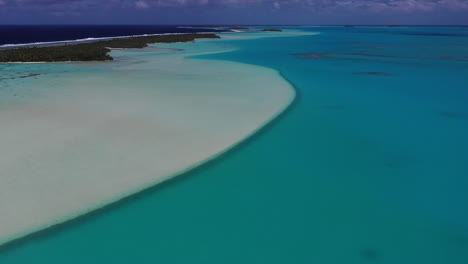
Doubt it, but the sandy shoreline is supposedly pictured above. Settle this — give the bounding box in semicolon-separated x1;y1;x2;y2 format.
0;33;299;245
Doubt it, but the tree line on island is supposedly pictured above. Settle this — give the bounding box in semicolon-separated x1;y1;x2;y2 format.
0;33;220;63
260;29;282;32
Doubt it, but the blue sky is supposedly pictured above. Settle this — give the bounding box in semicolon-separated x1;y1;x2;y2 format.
0;0;467;25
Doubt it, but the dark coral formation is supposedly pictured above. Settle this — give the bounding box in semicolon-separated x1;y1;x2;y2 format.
315;104;345;110
0;73;41;81
293;53;332;59
440;111;468;120
352;72;392;76
294;51;468;63
360;248;381;261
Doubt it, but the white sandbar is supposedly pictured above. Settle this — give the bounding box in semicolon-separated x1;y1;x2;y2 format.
0;35;295;245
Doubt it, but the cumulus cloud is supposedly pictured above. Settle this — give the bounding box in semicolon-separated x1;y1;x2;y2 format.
151;0;468;12
1;0;468;12
135;0;150;9
334;0;468;12
273;1;280;9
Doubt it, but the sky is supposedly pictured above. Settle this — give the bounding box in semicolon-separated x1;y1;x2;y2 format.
0;0;467;25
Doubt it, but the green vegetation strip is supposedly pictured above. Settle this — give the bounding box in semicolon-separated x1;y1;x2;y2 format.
0;33;220;63
261;29;282;32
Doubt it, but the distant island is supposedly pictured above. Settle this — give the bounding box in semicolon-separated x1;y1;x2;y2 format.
0;33;220;63
229;26;250;30
261;29;282;32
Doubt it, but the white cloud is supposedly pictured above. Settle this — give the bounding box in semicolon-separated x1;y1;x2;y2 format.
135;0;149;9
273;1;280;9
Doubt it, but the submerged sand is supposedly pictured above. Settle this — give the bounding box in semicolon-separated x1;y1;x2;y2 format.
0;33;297;245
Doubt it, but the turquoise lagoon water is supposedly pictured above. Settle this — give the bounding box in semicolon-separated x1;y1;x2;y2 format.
1;27;468;263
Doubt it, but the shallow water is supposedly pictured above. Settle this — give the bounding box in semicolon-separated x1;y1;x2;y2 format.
0;38;294;245
1;27;468;263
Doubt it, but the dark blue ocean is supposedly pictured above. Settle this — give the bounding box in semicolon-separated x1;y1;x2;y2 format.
0;25;224;46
